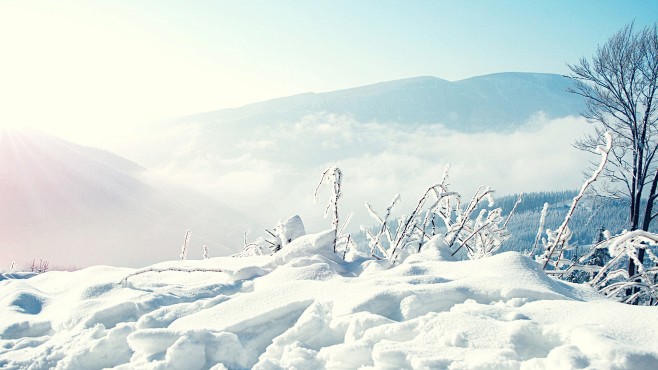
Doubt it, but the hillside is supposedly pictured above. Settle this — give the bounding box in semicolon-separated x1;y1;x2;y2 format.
494;191;633;255
0;130;259;268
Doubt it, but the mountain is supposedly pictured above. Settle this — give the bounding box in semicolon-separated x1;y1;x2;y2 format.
0;130;259;269
125;72;591;234
143;73;586;170
167;72;584;132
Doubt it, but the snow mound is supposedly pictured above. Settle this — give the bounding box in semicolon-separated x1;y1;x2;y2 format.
1;231;656;369
280;215;306;244
271;229;340;267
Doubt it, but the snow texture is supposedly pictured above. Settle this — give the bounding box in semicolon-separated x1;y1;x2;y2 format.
1;230;656;369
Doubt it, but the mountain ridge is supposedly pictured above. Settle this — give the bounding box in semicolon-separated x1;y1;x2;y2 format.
168;72;584;132
129;71;592;235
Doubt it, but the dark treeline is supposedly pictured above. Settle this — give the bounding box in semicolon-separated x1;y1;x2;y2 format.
498;191;643;255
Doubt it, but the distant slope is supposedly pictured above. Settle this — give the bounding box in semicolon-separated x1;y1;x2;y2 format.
0;130;259;268
495;191;635;255
169;72;584;132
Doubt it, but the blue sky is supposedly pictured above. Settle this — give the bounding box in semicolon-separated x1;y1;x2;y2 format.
0;0;656;141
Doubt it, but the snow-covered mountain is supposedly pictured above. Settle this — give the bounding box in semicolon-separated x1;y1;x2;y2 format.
126;72;590;233
137;72;584;169
0;130;259;269
166;72;584;132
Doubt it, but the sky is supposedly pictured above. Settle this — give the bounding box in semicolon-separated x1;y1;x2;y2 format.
0;1;656;266
0;0;656;144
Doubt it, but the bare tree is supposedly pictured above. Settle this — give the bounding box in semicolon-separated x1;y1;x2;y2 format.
568;23;658;281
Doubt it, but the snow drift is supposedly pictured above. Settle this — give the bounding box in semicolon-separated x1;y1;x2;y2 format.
1;230;657;369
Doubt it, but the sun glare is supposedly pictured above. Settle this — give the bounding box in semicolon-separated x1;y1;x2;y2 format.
0;121;27;131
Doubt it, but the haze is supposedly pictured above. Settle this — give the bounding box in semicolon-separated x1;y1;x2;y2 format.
1;1;657;267
0;0;655;145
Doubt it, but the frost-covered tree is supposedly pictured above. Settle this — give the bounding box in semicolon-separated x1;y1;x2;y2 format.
588;226;611;267
569;23;658;279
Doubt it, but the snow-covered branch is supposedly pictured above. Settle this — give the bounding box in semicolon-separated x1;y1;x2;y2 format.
315;166;343;253
587;230;658;305
541;132;612;271
120;266;225;285
180;229;191;260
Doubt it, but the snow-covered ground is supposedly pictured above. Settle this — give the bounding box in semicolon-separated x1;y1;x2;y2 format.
1;230;657;370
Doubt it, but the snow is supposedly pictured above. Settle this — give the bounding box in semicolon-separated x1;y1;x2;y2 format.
280;215;306;244
1;230;657;369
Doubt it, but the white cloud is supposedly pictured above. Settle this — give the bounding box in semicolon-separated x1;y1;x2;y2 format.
137;113;594;233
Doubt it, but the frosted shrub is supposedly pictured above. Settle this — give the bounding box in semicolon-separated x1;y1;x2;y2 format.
237;166;511;264
239;236;274;256
586;230;658;305
530;132;658;305
465;206;508;260
132;164;508;284
539;226;576;273
237;215;307;257
30;259;49;274
362;165;513;264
